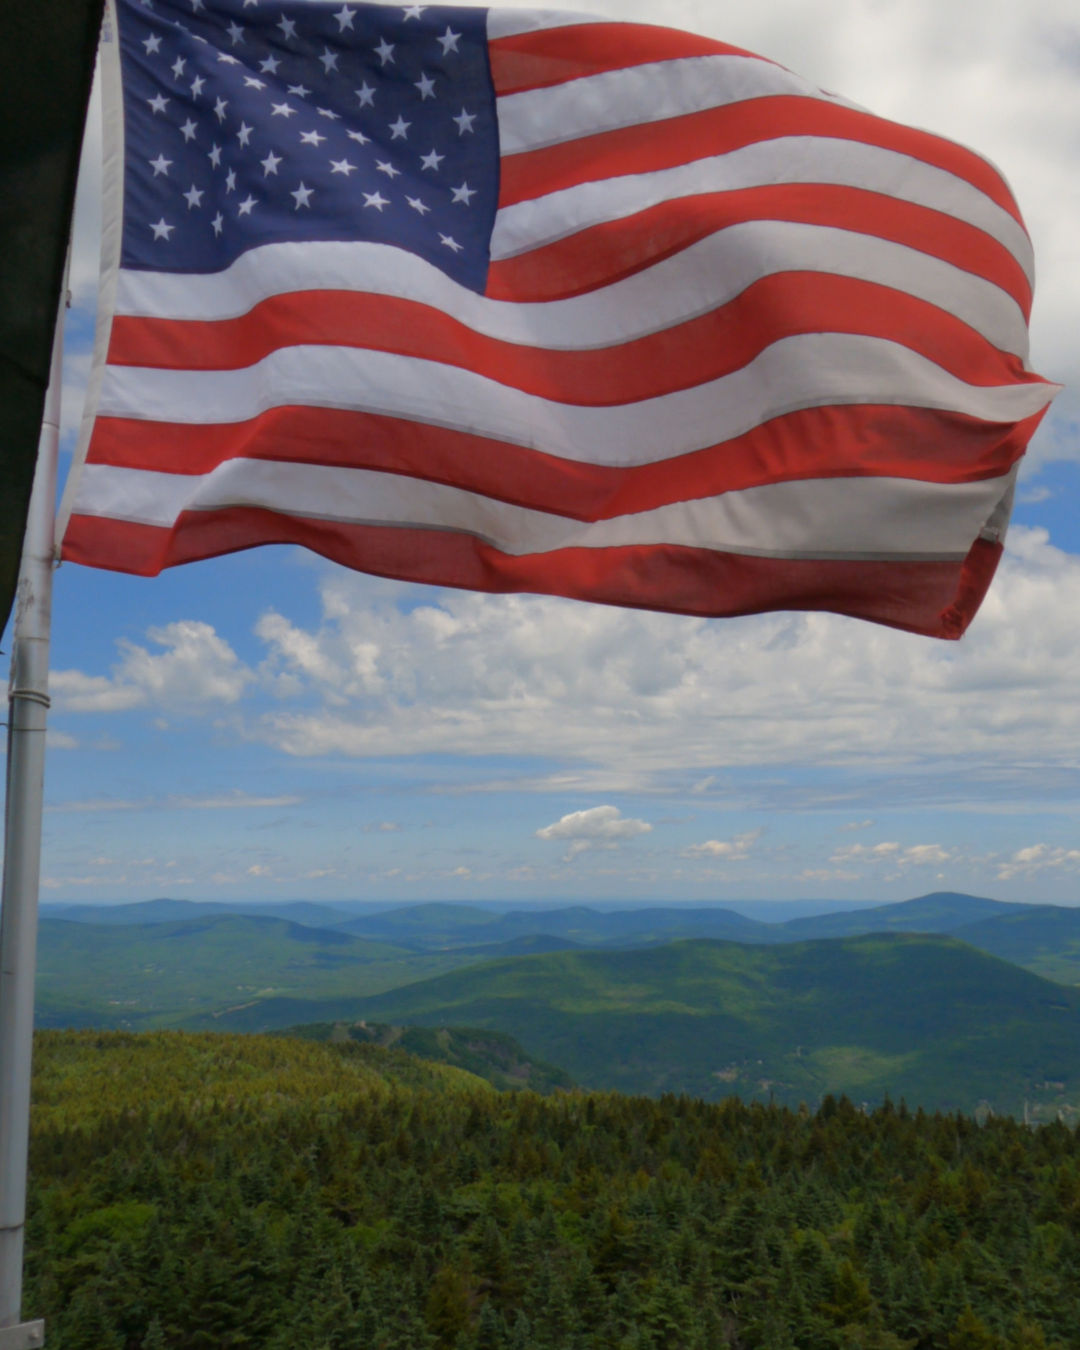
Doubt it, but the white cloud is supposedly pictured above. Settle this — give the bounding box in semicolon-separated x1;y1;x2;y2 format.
53;621;252;713
45;791;298;814
246;864;272;878
682;830;760;861
224;531;1080;808
832;841;954;868
997;844;1080;882
168;792;301;811
536;804;652;861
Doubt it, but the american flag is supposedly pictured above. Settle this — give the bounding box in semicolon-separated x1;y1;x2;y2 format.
60;0;1058;638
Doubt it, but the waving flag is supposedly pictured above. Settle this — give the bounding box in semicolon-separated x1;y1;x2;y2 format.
59;0;1058;637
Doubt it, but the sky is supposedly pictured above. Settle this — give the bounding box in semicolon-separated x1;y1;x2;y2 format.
24;0;1080;908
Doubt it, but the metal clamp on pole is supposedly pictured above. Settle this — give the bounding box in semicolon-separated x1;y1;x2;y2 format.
0;1319;45;1350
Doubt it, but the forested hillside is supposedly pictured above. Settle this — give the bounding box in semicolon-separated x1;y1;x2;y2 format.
346;935;1080;1118
25;1030;1080;1349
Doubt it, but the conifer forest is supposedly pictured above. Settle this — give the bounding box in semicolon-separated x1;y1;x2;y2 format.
25;1030;1080;1349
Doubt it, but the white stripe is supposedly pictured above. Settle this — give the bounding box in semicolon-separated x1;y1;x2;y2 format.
498;54;850;155
112;229;1030;360
94;336;1054;466
491;137;1035;282
487;8;604;40
71;458;1014;562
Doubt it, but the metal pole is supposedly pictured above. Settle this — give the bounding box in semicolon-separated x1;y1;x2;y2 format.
0;281;65;1349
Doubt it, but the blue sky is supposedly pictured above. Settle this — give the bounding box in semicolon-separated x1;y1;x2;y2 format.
25;0;1080;907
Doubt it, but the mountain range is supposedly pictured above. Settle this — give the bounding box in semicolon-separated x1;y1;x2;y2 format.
33;891;1080;1117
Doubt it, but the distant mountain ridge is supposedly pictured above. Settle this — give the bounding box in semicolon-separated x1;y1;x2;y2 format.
40;891;1080;985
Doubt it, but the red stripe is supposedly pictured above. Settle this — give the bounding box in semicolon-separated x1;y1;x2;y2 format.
60;507;1001;639
498;94;1026;236
106;275;1033;398
489;22;769;96
81;404;1046;522
488;185;1029;305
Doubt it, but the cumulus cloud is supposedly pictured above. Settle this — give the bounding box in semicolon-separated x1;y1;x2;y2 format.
209;532;1080;815
536;805;652;861
832;841;954;868
682;831;761;861
53;621;252;713
997;844;1080;882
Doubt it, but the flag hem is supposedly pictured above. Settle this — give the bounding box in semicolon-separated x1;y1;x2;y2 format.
56;0;126;550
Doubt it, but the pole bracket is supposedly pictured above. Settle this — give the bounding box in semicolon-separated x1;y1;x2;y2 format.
6;692;50;711
0;1321;45;1350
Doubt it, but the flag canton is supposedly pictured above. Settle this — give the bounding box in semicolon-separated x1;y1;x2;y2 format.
117;0;497;292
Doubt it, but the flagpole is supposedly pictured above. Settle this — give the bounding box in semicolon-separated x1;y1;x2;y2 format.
0;277;66;1348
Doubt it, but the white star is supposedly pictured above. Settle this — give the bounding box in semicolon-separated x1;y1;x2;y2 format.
355;83;375;107
277;15;297;39
271;102;296;118
242;0;258;7
190;75;205;97
212;212;224;234
142;34;162;54
316;107;339;120
226;20;243;43
207;143;222;167
179;118;197;142
225;168;237;191
319;47;339;73
171;56;186;78
374;38;394;65
453;108;476;135
414;73;435;100
334;5;355;30
147;94;170;114
299;129;326;146
388;115;410;140
149;152;172;176
437;28;461;54
330;158;356;175
451;181;476;205
261;150;282;175
419;148;443;171
184;184;204;209
287;83;310;98
150;218;174;240
439;233;463;253
291;182;314;208
402;4;425;17
190;0;204;10
243;76;266;90
375;159;400;179
237;195;256;216
214;97;228;122
259;54;280;74
406;195;430;214
237;122;253;146
217;53;240;65
363;191;389;211
345;129;370;145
